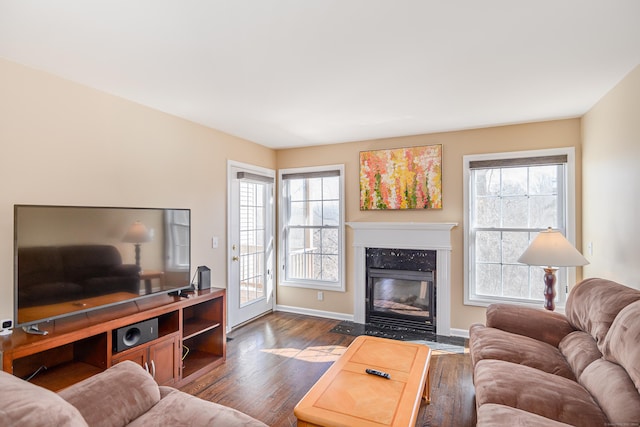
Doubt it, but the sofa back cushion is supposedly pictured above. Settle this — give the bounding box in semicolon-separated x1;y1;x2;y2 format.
0;370;88;427
601;300;640;392
59;361;160;427
565;278;640;348
60;245;124;283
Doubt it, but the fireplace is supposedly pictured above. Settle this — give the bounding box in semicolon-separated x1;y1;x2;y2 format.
347;222;457;337
367;268;435;334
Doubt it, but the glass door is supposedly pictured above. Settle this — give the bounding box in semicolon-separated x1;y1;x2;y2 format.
228;162;275;329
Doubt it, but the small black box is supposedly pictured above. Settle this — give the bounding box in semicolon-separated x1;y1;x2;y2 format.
197;265;211;290
113;318;158;352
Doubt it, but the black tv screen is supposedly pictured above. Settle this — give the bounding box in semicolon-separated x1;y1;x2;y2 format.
14;205;191;328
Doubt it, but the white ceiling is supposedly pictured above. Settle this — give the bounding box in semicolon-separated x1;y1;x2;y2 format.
1;1;639;149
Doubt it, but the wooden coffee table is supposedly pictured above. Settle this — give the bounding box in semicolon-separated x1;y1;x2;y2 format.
294;335;432;427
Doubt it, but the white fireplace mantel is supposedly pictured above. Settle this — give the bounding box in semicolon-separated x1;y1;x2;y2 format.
347;222;457;336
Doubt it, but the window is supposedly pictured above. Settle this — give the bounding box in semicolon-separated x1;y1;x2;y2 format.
278;165;345;291
464;148;577;308
165;209;190;271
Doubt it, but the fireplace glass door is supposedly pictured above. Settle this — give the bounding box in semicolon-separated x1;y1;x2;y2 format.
367;268;435;332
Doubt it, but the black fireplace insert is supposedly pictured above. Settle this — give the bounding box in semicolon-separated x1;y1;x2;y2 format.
366;267;435;335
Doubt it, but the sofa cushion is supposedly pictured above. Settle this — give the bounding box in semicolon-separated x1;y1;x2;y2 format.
601;300;640;391
579;358;640;425
128;388;268;427
558;331;602;380
0;370;88;427
474;360;608;427
485;303;575;347
59;361;160;427
469;324;575;380
477;403;574;427
565;278;640;348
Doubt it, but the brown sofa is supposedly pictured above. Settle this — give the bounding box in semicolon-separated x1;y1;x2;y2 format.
0;360;267;426
469;278;640;426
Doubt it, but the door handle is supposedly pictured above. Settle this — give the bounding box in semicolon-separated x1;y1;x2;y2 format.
232;256;239;261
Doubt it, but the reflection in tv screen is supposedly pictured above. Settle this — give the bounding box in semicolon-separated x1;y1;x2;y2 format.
14;205;191;327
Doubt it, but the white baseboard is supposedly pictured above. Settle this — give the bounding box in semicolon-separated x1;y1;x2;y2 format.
450;328;470;339
275;305;354;322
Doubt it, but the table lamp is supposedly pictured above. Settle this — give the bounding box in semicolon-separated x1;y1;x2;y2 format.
123;220;152;268
518;227;589;311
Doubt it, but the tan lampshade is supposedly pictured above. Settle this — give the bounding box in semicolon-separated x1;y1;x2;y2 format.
122;221;152;243
518;227;589;267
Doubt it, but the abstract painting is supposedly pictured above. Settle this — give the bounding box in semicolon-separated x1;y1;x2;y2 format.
360;144;442;210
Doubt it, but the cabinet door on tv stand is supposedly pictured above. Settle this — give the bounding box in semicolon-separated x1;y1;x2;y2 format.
111;346;149;372
149;335;180;386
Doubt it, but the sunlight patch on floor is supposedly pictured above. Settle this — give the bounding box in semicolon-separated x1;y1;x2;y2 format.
261;345;347;362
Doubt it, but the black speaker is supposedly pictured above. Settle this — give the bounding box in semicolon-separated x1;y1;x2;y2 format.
113;318;158;353
197;265;211;290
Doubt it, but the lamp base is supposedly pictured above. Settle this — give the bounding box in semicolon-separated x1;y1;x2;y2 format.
543;267;558;311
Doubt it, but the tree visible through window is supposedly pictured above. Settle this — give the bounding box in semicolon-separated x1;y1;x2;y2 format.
465;150;575;306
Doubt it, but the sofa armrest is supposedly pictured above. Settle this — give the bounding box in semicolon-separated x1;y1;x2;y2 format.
486;304;575;347
59;361;160;427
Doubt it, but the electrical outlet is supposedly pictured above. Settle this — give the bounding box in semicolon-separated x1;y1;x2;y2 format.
212;236;219;248
317;291;324;301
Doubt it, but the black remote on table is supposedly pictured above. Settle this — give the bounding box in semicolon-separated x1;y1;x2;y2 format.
365;368;391;379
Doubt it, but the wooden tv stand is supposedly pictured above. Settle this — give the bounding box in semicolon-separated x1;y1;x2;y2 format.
1;288;226;391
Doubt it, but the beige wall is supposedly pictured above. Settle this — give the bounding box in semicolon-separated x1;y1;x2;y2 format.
0;58;276;321
582;65;640;289
0;56;589;333
276;119;583;331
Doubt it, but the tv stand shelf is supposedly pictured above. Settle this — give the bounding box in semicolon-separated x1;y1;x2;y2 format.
1;288;226;391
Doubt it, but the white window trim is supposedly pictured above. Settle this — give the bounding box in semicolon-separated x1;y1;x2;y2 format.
463;147;577;310
278;164;346;292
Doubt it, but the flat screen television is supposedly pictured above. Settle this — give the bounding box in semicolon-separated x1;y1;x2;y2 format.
14;205;192;330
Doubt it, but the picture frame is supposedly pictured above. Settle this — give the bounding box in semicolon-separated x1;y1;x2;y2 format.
359;144;442;210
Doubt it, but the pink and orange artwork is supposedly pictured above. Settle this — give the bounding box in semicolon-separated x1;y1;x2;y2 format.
359;144;442;210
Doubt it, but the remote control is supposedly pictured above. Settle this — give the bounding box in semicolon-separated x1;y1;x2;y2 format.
365;368;391;379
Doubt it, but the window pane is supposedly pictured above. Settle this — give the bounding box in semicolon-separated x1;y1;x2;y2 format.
475;197;500;227
502;231;529;264
502;265;529;297
501;196;528;227
289;180;306;201
308;178;322;200
322;228;339;254
501;167;527;196
321;255;338;281
529;165;557;195
309;201;323;226
476;231;501;263
474;169;500;196
529;195;558;228
289;201;307;226
323;201;339;225
476;264;501;296
323;177;340;199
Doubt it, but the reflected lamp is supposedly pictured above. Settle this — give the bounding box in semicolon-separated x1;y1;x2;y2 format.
123;221;152;268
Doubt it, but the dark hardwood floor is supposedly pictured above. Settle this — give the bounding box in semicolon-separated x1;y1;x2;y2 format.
180;312;476;427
